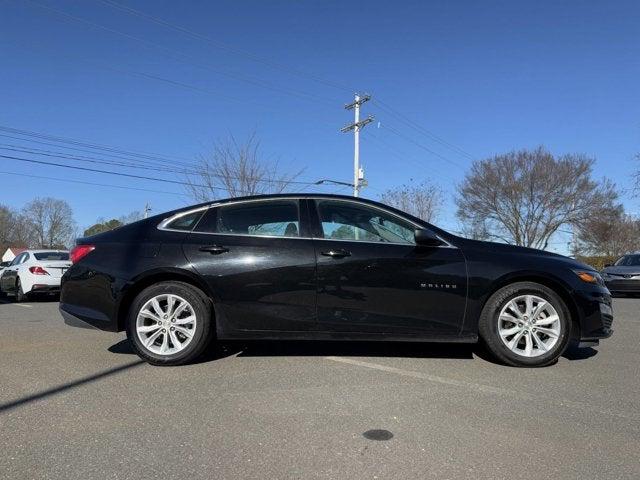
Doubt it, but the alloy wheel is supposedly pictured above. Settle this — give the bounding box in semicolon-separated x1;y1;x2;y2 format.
497;294;561;358
136;294;197;355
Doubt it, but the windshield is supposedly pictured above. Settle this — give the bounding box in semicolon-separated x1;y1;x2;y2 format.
614;255;640;267
34;252;70;261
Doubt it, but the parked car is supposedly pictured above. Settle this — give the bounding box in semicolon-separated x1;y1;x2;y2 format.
0;260;11;277
0;250;71;301
60;194;613;367
601;253;640;296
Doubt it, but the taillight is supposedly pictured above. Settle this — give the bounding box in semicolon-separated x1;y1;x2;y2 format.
29;266;49;275
70;245;95;264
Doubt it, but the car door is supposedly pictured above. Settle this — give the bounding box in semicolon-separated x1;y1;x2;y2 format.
309;199;467;337
181;198;318;335
1;253;26;292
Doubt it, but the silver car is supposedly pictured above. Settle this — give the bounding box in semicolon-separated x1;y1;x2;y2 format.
602;254;640;296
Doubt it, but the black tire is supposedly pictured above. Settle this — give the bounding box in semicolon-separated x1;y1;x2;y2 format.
478;282;572;367
126;281;214;366
15;278;27;302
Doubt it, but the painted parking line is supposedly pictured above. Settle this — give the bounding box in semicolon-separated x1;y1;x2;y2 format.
324;356;640;421
0;300;32;308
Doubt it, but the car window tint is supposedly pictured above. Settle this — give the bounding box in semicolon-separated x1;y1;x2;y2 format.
166;210;205;231
34;252;69;261
316;200;415;244
10;254;23;266
196;200;300;237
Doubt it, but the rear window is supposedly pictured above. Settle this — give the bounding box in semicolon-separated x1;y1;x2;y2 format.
34;252;69;261
165;210;205;231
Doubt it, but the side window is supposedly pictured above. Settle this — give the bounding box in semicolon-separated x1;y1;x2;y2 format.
316;200;415;244
165;210;205;231
195;200;300;238
11;253;26;266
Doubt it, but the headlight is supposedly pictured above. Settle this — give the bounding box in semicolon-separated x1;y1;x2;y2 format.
572;270;604;286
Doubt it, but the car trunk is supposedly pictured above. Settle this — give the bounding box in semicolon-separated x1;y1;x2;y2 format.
40;261;72;278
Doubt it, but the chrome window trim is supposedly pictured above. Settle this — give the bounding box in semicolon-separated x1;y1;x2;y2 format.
157;196;456;248
157;206;209;233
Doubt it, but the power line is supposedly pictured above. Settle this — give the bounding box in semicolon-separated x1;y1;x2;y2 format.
24;0;338;107
383;124;466;170
0;153;234;192
98;0;354;94
0;170;184;196
0;126;348;187
363;131;457;184
372;98;475;160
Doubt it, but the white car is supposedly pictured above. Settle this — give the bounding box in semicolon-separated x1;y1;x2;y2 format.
0;250;71;301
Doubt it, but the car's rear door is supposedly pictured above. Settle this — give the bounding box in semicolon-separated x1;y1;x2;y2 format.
308;198;467;337
181;198;317;334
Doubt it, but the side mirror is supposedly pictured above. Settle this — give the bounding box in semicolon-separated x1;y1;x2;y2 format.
414;228;444;247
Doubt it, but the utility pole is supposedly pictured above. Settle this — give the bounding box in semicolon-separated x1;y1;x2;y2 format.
341;93;374;197
143;202;152;219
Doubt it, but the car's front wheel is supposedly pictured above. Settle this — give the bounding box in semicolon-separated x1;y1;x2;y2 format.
126;281;214;366
478;282;571;367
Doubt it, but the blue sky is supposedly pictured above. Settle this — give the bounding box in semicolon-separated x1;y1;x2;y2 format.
1;0;639;251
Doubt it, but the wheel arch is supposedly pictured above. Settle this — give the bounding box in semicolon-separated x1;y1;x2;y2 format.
478;272;581;339
117;268;216;331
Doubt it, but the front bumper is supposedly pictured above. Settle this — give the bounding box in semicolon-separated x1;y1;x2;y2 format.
573;287;613;341
604;279;640;294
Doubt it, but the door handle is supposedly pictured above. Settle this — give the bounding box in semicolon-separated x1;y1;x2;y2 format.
320;249;351;258
199;245;229;254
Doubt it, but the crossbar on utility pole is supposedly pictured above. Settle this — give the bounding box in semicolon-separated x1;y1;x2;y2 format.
341;93;373;197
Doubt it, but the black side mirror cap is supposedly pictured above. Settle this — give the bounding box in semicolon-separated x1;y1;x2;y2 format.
414;228;444;246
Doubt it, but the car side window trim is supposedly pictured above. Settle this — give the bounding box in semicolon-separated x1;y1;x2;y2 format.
157;196;456;248
309;198;456;248
160;198;309;239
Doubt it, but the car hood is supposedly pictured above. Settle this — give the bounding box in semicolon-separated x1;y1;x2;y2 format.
456;238;594;270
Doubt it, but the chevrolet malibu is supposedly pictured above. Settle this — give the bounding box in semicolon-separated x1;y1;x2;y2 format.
60;194;613;367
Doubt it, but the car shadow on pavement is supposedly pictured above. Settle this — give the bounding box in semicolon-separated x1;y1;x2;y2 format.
107;338;599;365
108;338;478;362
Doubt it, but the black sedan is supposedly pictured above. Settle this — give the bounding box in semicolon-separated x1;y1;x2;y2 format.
60;194;613;367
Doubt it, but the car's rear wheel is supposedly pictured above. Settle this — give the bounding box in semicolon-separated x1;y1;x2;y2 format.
478;282;571;367
15;278;27;302
126;281;214;366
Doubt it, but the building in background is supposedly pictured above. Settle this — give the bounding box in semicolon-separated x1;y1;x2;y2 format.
2;247;26;263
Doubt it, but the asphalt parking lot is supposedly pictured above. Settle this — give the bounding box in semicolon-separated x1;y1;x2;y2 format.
1;298;639;480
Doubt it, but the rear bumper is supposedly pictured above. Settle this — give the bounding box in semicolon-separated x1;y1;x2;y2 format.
30;284;60;293
59;302;119;332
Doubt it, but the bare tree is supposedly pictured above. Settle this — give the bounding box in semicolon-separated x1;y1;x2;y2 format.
186;132;304;201
380;180;443;222
0;205;16;251
22;197;76;249
576;210;640;257
456;147;620;250
0;205;35;249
